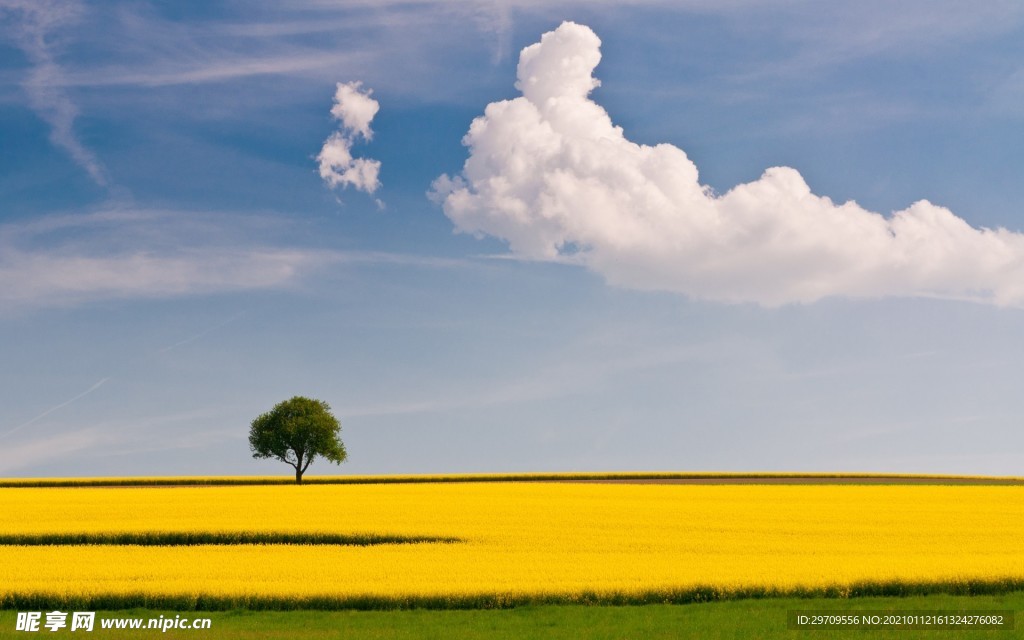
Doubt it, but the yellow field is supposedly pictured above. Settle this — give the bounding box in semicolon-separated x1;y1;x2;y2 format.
1;481;1023;608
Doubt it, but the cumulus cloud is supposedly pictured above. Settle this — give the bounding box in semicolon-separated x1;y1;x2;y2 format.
432;21;1024;307
317;81;381;196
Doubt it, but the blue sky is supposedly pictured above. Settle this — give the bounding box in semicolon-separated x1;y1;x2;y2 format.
2;1;1024;477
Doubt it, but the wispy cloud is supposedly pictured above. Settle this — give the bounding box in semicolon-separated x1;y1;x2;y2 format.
0;427;104;474
0;208;479;313
0;0;108;186
53;53;363;88
0;209;336;312
0;407;241;474
158;312;248;353
758;1;1024;75
2;378;109;439
345;342;717;418
9;0;1016;116
0;246;336;311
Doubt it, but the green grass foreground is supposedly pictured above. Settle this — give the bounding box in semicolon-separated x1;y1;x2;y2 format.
0;592;1020;639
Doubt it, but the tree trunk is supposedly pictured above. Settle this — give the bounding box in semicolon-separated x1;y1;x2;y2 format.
294;450;304;484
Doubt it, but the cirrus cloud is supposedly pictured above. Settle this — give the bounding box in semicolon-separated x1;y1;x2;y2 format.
432;21;1024;307
0;209;336;312
0;0;109;187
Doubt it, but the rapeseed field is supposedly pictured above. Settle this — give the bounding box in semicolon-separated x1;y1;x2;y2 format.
0;481;1022;609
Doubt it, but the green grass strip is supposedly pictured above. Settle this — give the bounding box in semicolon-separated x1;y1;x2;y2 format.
3;578;1024;611
0;531;459;546
3;594;1023;640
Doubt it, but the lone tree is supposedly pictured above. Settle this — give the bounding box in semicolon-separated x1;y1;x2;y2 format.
249;396;347;484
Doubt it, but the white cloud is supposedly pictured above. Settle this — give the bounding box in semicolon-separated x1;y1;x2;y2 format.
0;209;477;312
58;53;361;88
0;407;241;474
0;209;337;312
317;81;381;196
432;21;1024;307
0;427;104;474
329;81;379;139
1;248;325;306
0;0;109;187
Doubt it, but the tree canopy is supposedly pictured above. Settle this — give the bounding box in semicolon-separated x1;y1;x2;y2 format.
248;396;346;483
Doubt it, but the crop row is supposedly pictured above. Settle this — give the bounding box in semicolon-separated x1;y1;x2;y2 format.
0;531;458;546
5;578;1024;611
1;471;1021;488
